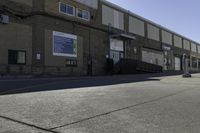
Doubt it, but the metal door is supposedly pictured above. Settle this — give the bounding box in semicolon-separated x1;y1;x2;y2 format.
110;50;120;64
175;57;181;71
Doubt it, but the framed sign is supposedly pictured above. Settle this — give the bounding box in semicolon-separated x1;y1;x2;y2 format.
53;31;77;57
110;39;124;51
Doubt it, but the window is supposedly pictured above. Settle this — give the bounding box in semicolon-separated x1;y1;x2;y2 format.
8;50;26;65
76;8;90;21
59;2;75;16
192;57;197;68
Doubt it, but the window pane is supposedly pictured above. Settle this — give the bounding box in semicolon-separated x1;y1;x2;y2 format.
8;50;17;64
17;52;26;64
66;5;74;15
60;3;66;13
77;9;82;18
83;11;89;19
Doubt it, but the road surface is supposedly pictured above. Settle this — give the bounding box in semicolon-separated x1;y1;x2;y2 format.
0;73;200;133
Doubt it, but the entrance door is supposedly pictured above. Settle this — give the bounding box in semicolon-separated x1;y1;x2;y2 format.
175;57;181;71
110;39;124;64
110;50;123;64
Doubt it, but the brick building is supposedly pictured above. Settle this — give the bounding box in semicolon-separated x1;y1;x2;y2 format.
0;0;200;76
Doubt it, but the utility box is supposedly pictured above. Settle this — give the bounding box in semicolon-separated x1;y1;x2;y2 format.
0;14;9;24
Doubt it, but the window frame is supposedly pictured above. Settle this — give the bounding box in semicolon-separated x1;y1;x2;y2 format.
8;50;26;65
76;8;90;21
59;2;75;17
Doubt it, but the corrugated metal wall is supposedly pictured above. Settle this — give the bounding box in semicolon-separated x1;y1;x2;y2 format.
198;46;200;54
147;24;160;41
174;35;182;48
129;16;145;37
183;40;190;50
162;30;172;45
191;42;197;52
102;5;124;30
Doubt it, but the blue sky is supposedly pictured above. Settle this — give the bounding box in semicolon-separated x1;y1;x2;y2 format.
107;0;200;43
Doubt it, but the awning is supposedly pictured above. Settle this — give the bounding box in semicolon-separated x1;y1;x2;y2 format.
111;34;136;40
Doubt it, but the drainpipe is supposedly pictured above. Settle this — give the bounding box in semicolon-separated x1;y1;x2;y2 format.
108;23;112;58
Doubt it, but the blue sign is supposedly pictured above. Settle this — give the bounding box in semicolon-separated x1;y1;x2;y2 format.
53;31;77;57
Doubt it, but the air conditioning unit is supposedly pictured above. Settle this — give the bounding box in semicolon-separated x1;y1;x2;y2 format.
0;14;9;24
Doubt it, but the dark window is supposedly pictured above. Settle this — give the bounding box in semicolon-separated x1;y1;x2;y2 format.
8;50;26;65
77;9;90;21
77;9;83;18
82;10;89;20
60;3;66;13
59;2;75;16
66;5;74;15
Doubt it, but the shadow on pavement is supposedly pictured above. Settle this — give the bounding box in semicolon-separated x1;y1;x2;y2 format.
0;72;183;96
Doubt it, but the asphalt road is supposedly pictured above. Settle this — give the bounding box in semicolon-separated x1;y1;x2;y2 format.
0;73;200;133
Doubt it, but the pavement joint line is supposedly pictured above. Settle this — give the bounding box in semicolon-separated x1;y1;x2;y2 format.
49;87;194;130
0;115;61;133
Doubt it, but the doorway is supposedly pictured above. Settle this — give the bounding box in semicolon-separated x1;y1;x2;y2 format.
110;50;124;64
110;39;124;64
175;57;181;71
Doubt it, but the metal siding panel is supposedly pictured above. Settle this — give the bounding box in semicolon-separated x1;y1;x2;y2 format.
114;10;119;29
174;35;182;48
129;16;145;37
102;5;114;27
147;24;160;41
102;5;124;30
162;30;172;45
191;42;197;52
183;40;190;50
198;46;200;53
118;11;124;30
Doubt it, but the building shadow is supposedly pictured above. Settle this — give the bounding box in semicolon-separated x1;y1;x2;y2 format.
0;72;183;96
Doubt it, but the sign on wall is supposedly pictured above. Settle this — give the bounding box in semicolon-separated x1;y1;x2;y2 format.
74;0;98;9
110;39;124;51
53;31;77;57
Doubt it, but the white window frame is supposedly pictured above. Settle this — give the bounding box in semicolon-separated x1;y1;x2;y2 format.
76;8;90;21
59;2;75;17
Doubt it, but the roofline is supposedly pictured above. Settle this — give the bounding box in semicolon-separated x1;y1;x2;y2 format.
100;0;200;45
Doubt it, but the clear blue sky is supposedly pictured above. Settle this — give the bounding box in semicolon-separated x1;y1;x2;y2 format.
107;0;200;43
